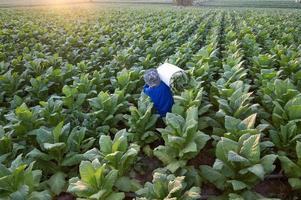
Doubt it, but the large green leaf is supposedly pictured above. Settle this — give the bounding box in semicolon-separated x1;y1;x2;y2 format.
166;160;186;173
105;192;125;200
53;121;64;143
166;113;184;135
9;185;29;200
288;105;301;120
288;178;301;190
28;191;51;200
35;128;52;146
26;149;51;161
112;136;127;152
47;172;66;195
225;116;242;132
227;180;248;191
103;169;118;191
15;103;32;121
216;137;239;163
67;127;86;152
83;148;101;161
61;153;84;166
260;154;277;173
242;113;257;129
200;165;226;190
115;176;141;192
296;141;301;160
67;177;93;197
239;134;260;163
79;161;97;187
89;190;107;199
227;151;249;163
154;146;176;165
247;164;265;180
279;156;301;177
99;135;112;155
180;141;197;156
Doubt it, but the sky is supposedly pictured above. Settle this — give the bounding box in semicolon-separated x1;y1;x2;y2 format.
0;0;172;4
0;0;89;4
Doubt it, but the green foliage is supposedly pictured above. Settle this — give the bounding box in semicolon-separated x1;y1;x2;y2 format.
62;85;87;111
173;83;209;114
170;71;190;94
0;155;51;200
272;94;301;126
0;127;25;167
223;114;262;141
270;121;301;154
0;7;300;200
84;129;140;176
111;68;141;95
188;44;220;83
27;122;95;176
4;103;43;138
136;168;201;200
213;81;258;120
126;94;160;145
260;79;299;113
154;106;210;172
200;134;277;193
38;97;65;127
88;89;128;134
68;159;125;200
0;70;25;100
279;141;301;190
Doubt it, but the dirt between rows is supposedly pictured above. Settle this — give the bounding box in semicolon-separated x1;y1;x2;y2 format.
55;141;299;200
131;141;297;199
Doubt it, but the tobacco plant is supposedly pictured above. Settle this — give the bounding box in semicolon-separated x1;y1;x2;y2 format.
68;160;125;200
136;168;201;200
200;134;277;193
0;155;51;200
154;106;210;172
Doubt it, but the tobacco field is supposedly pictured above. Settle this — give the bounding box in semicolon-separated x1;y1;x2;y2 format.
1;6;301;200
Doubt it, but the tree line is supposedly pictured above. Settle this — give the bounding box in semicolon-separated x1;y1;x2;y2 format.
173;0;193;6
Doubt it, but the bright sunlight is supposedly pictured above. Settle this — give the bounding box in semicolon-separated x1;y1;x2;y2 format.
50;0;85;4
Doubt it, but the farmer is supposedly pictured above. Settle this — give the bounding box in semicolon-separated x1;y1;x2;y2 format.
143;69;174;117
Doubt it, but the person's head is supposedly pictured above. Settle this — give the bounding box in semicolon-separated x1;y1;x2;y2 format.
144;68;161;87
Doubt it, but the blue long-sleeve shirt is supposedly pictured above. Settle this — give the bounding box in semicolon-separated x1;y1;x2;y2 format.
143;81;174;117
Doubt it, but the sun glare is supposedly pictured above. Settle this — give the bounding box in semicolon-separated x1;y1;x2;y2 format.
48;0;81;5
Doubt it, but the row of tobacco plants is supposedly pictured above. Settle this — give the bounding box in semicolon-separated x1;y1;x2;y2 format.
0;6;301;200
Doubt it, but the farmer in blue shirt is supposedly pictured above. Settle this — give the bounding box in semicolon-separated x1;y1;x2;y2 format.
143;69;174;117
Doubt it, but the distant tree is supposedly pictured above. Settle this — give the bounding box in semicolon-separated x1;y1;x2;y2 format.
173;0;193;6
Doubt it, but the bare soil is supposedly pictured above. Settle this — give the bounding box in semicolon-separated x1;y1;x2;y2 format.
188;142;215;167
201;183;222;197
133;155;162;185
54;192;76;200
254;179;292;199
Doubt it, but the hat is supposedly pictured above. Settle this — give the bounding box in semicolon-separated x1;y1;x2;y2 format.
144;69;161;87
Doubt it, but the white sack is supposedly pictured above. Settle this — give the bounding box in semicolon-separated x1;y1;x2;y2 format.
157;63;183;86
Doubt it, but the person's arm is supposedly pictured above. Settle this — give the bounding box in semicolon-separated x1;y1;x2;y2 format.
143;84;150;95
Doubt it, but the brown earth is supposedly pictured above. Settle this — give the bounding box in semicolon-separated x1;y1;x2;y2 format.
254;178;292;199
188;142;215;167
